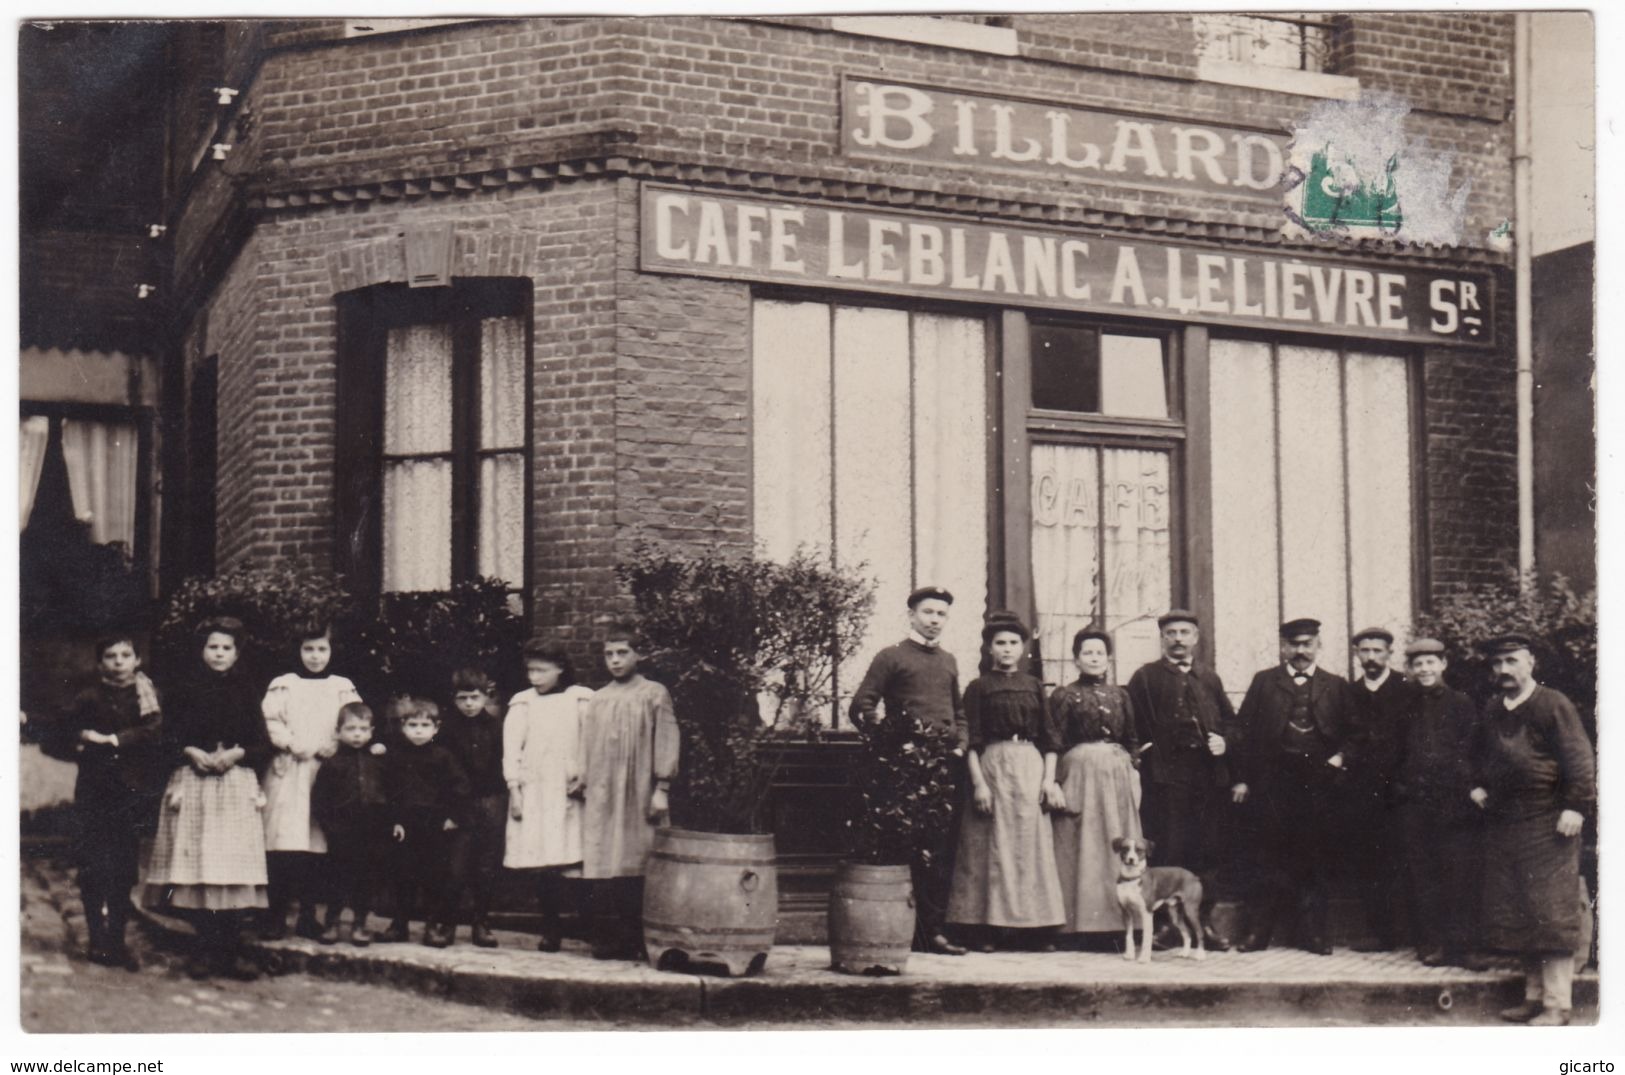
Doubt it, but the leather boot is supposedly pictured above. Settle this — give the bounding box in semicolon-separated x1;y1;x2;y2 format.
470;920;498;948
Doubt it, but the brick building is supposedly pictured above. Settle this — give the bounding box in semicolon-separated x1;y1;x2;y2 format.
21;14;1536;913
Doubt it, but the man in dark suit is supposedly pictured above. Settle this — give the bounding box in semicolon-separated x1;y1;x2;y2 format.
1341;626;1410;951
1231;617;1351;955
1127;610;1235;950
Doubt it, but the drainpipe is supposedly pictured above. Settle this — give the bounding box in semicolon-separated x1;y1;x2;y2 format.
1514;13;1535;585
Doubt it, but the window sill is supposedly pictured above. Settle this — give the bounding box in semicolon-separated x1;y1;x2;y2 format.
1196;58;1360;100
828;16;1018;57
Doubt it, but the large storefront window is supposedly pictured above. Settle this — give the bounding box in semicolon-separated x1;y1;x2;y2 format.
336;280;531;607
751;299;990;724
1208;338;1415;689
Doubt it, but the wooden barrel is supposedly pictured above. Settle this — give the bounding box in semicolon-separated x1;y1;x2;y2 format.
642;827;778;977
827;861;915;976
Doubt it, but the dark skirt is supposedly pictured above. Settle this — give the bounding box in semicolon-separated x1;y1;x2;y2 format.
1481;810;1581;955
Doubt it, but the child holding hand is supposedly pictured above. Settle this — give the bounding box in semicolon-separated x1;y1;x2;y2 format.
503;639;594;951
53;633;163;969
577;625;679;960
142;617;271;980
260;622;360;939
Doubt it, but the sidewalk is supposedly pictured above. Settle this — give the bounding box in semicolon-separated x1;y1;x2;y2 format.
25;853;1599;1028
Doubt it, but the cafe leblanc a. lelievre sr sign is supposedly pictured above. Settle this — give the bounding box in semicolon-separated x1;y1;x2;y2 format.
639;185;1494;347
839;77;1289;199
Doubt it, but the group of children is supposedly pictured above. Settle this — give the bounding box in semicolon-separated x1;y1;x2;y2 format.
56;619;679;980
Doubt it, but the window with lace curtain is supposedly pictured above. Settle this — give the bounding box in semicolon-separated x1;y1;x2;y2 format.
335;280;531;610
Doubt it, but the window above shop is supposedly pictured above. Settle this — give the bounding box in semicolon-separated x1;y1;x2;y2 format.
828;15;1018;56
1030;324;1170;421
1193;13;1360;99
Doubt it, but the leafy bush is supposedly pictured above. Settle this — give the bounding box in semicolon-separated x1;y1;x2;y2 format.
1414;571;1597;730
152;561;354;686
847;715;960;867
617;542;875;834
351;578;527;707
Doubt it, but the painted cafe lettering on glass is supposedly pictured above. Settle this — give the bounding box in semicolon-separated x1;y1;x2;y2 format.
840;78;1288;198
640;186;1494;346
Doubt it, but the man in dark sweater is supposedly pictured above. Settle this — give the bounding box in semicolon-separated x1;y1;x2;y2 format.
1341;626;1411;952
439;668;507;948
380;698;471;948
1472;634;1596;1026
1231;617;1351;955
1391;639;1485;970
848;585;968;955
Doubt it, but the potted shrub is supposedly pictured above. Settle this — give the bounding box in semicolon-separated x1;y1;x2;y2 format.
829;711;960;975
617;542;873;976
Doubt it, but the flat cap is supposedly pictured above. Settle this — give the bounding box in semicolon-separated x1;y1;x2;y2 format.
1279;617;1321;638
982;609;1031;641
1352;626;1395;646
1477;633;1533;656
907;585;954;609
1157;609;1199;629
1405;638;1446;658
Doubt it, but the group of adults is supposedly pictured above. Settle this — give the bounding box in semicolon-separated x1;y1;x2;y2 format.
849;588;1596;1027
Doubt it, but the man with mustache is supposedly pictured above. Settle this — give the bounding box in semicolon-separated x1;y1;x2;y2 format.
1471;634;1595;1026
1340;626;1409;952
1230;618;1351;954
1126;610;1235;950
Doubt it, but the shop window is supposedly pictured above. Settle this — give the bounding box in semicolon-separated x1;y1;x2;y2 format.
752;299;991;725
335;280;531;609
1031;324;1169;419
1207;338;1414;691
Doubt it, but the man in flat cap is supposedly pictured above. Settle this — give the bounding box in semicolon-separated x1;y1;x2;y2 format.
1230;617;1352;954
1339;626;1409;952
1126;609;1236;948
1391;638;1486;970
1470;634;1595;1025
849;585;968;955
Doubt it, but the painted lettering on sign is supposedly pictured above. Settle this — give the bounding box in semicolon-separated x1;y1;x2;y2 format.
640;186;1495;347
841;78;1288;198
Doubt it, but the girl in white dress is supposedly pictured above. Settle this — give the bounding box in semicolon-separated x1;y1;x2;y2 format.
260;623;360;939
504;638;594;951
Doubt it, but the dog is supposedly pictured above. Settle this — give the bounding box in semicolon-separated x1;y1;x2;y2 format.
1112;837;1206;963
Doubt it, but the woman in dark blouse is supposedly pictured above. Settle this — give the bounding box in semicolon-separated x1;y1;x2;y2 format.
1050;627;1146;936
945;612;1065;951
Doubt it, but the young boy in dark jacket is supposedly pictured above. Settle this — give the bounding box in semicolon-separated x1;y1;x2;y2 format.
51;634;163;969
310;701;389;946
438;668;507;947
380;697;471;947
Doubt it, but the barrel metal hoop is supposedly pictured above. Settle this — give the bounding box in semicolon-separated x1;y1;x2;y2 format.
649;851;778;867
642;920;778;937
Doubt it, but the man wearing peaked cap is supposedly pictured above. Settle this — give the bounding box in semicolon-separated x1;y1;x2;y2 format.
1126;608;1236;950
1392;637;1487;971
1470;631;1595;1025
1230;617;1352;955
1341;626;1408;952
848;584;968;956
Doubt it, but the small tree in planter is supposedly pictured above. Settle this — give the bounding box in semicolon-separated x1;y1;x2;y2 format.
616;541;874;975
829;711;961;974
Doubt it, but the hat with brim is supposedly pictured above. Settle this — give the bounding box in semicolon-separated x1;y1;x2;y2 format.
1477;633;1533;656
1352;626;1394;646
1279;617;1321;639
1405;638;1447;658
1157;609;1199;630
907;585;954;609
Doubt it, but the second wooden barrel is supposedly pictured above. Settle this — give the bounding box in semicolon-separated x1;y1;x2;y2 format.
642;827;778;977
827;861;915;976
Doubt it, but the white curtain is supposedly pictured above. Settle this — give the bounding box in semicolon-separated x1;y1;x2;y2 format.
60;419;138;548
19;416;49;530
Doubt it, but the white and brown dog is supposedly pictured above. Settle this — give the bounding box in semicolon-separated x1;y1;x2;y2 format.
1112;837;1206;963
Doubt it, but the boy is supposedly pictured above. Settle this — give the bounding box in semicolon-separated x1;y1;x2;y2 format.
310;702;389;946
53;634;162;969
578;625;679;959
380;698;471;947
439;668;507;947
